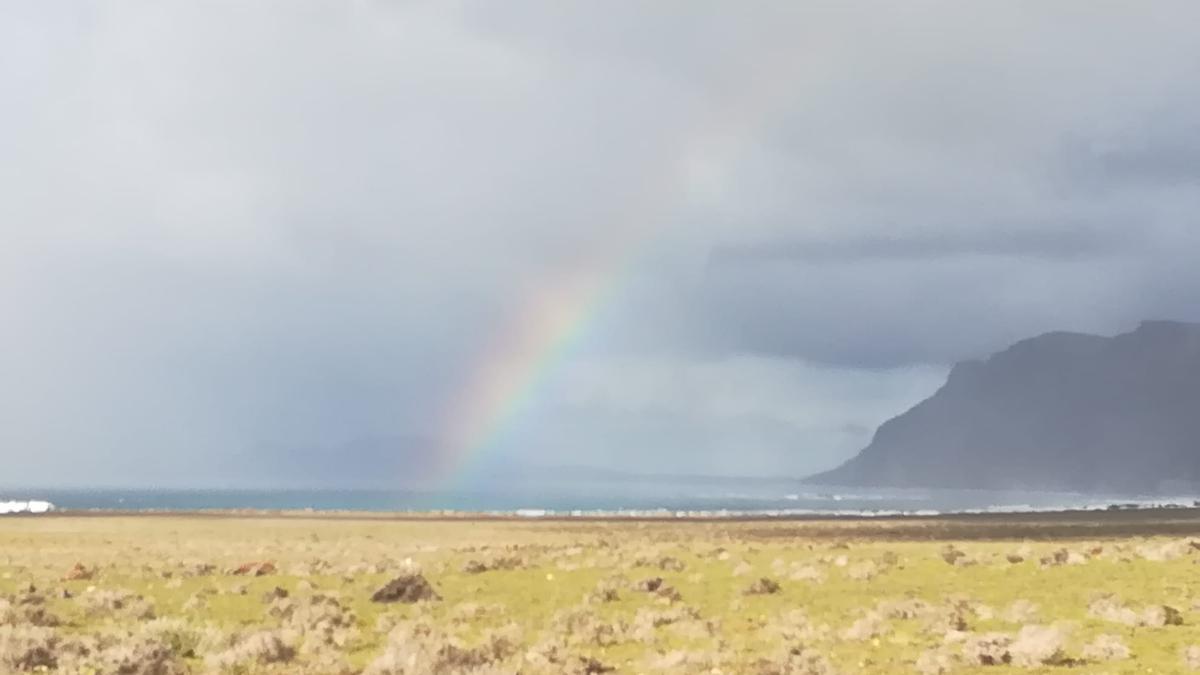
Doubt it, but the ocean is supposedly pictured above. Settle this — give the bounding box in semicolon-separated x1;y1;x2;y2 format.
2;475;1194;516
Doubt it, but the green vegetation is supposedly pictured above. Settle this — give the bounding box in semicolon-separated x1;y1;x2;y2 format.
2;515;1200;673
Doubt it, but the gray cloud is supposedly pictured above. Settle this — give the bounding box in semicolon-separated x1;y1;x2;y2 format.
709;227;1131;265
2;2;1200;486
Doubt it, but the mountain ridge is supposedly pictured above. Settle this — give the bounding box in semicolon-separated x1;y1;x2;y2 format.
805;320;1200;493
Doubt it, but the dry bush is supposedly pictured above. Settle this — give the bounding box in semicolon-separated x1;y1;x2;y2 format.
1001;599;1039;623
0;625;59;672
184;562;216;577
80;588;156;621
1185;644;1200;670
450;602;505;622
551;607;624;647
1039;548;1067;567
1137;540;1195;562
961;633;1012;665
957;625;1069;668
270;593;359;651
841;611;889;641
788;565;826;584
365;624;521;675
1087;595;1141;625
70;632;190;675
525;643;614;675
1081;634;1130;661
205;630;297;670
1039;547;1087;567
760;609;822;643
915;648;957;675
846;561;880;580
657;556;687;572
462;556;526;575
876;597;930;620
261;586;289;603
1088;595;1183;627
586;578;622;604
755;645;838;675
744;577;782;595
139;618;204;659
0;594;59;628
646;649;722;674
1008;624;1070;667
630;577;681;602
940;547;961;565
629;604;703;643
920;603;969;634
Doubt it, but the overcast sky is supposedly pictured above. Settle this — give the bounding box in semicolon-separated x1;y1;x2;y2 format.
3;2;1200;487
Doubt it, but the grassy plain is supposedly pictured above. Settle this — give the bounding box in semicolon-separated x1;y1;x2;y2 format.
4;511;1200;673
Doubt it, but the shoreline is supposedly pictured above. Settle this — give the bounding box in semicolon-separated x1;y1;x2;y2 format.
9;505;1200;540
17;502;1200;520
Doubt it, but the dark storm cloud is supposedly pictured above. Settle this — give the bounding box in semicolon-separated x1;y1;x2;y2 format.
1061;121;1200;188
709;227;1130;265
3;1;1200;484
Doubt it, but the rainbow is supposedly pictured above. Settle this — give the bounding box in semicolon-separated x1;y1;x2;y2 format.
431;52;806;484
433;225;650;486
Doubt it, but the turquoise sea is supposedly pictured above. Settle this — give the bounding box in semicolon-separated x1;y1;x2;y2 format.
3;475;1194;516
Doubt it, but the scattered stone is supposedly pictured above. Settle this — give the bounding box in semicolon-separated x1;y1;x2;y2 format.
633;577;664;593
371;574;441;603
744;577;782;596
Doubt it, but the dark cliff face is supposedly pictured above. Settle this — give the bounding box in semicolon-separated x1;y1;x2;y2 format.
805;321;1200;493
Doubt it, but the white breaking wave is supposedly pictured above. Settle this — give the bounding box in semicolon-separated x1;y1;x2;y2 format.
483;497;1200;519
0;500;55;515
784;492;922;502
